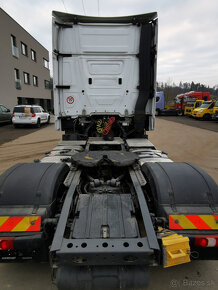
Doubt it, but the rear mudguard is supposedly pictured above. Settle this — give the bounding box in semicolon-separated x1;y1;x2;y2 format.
141;162;218;260
141;162;218;217
0;163;69;261
0;162;69;215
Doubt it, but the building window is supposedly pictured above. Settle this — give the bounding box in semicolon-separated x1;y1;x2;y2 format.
11;35;19;58
31;49;36;61
33;75;38;87
44;80;50;89
11;35;16;46
23;72;30;84
14;68;21;90
43;58;49;69
21;42;28;56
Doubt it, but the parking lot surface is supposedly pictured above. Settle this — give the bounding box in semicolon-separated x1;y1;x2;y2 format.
159;115;218;133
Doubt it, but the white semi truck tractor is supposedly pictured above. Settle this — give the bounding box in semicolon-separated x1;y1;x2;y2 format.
0;11;217;290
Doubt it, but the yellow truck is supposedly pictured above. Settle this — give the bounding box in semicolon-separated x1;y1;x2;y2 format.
192;100;218;120
184;100;204;116
212;101;218;121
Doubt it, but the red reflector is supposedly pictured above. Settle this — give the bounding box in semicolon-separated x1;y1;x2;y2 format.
32;113;36;117
195;236;218;247
195;238;208;247
0;238;14;250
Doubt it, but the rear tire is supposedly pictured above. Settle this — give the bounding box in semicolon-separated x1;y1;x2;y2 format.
36;119;41;128
177;110;183;116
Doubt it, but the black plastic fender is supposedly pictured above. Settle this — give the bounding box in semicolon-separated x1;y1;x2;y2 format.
0;162;69;217
141;162;218;217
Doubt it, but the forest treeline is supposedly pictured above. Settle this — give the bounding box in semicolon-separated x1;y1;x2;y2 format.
157;81;218;104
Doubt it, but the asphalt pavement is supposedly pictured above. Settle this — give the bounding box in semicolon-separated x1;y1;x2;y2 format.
0;116;217;147
159;115;218;132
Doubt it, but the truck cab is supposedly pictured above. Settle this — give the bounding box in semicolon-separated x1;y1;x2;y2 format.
52;12;158;139
184;99;204;116
155;91;165;115
0;11;217;290
192;100;216;120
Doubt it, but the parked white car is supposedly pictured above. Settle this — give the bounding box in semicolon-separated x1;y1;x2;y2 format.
12;105;50;128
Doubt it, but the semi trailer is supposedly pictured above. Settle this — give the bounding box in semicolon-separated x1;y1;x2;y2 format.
0;11;218;290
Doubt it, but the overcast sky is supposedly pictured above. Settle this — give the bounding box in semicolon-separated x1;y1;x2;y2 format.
0;0;217;87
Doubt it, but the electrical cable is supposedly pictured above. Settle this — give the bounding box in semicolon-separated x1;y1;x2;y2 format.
81;0;86;15
61;0;67;12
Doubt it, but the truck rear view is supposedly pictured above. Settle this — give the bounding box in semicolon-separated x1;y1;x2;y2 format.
0;11;217;290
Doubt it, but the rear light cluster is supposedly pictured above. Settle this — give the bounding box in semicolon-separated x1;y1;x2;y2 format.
12;113;14;117
32;113;36;117
0;237;14;250
195;236;218;247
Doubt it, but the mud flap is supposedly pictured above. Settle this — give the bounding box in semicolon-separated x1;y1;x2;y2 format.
56;266;149;290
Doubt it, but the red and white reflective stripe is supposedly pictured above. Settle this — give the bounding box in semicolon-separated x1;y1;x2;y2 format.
195;236;218;247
